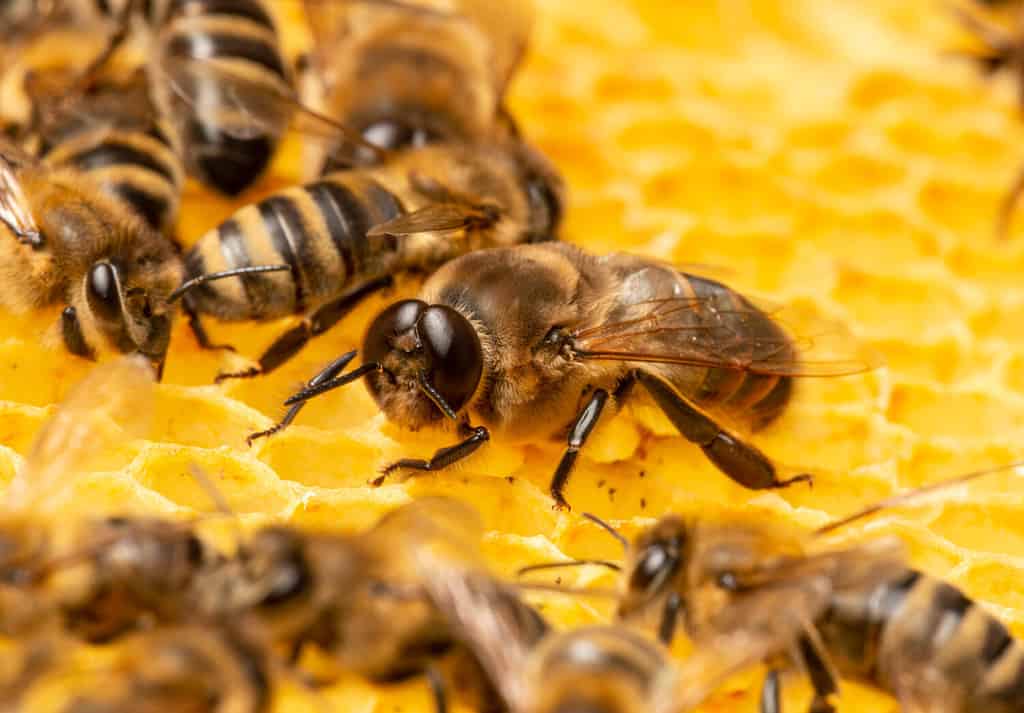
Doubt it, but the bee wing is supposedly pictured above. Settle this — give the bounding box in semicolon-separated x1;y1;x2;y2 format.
571;287;881;378
451;0;534;95
416;561;538;712
0;142;41;244
6;356;156;513
673;537;906;710
154;55;389;166
366;203;497;239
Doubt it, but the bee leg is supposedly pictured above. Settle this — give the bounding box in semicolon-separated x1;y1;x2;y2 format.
797;637;838;713
636;371;808;490
425;666;449;713
657;592;683;645
548;388;611;510
183;301;236;353
246;351;359;444
760;669;782;713
217;276;393;382
373;426;490;486
61;307;95;360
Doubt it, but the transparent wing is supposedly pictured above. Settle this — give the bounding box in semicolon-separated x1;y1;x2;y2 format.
572;282;881;378
366;203;498;238
6;356;156;512
0;141;41;244
155;56;389;166
417;560;541;712
672;534;906;710
451;0;534;95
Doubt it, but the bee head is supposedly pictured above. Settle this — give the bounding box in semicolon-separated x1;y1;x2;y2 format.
363;299;483;427
617;516;689;622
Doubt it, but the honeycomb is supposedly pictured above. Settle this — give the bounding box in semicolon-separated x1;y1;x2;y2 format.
2;0;1024;711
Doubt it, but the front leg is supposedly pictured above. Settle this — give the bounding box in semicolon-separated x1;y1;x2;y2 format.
636;371;811;490
217;277;392;383
657;592;683;646
372;425;490;487
548;388;610;510
61;307;95;360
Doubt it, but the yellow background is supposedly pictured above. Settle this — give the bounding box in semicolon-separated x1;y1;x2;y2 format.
3;1;1024;711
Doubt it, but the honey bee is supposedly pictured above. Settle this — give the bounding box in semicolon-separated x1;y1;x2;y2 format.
423;560;679;713
184;138;563;380
273;242;875;508
25;0;296;196
0;136;183;364
552;463;1024;713
300;0;535;172
0;357;225;644
195;497;548;712
38;627;270;713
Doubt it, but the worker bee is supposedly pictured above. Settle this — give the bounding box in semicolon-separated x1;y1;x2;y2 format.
0;135;183;364
540;463;1024;713
272;242;875;508
300;0;535;173
27;0;295;196
195;497;548;713
0;357;227;646
423;558;679;713
34;627;270;713
184;137;563;380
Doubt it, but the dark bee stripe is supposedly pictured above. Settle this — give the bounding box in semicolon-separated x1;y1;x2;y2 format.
980;619;1014;665
258;196;308;310
109;183;170;231
187;121;273;197
865;569;921;678
927;582;973;646
67;142;176;183
749;376;791;430
216;218;256;306
168;0;274;29
167;32;286;78
361;178;404;224
305;182;370;280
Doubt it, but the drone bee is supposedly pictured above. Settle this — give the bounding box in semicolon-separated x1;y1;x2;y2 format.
0;135;183;364
300;0;535;172
550;463;1024;713
195;497;548;712
183;138;563;381
273;242;875;508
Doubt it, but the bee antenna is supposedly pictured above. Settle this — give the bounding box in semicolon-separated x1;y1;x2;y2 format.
516;559;622;577
582;512;628;552
168;265;291;304
815;460;1024;536
283;357;385;405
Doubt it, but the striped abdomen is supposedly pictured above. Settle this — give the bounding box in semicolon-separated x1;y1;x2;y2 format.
158;0;290;195
674;275;792;430
817;568;1024;712
184;173;404;320
39;93;184;234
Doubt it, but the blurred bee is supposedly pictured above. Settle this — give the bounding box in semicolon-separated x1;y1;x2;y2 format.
23;0;295;196
423;559;680;713
29;627;270;713
194;497;549;713
0;136;182;364
0;357;226;644
549;463;1024;713
300;0;535;173
183;137;563;381
273;242;875;508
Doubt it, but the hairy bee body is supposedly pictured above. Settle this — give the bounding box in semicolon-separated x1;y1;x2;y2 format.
34;72;185;234
184;140;559;322
398;242;790;439
818;566;1024;712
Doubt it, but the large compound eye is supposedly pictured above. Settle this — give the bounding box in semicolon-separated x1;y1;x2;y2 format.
364;299;428;364
86;262;121;321
418;305;482;413
628;542;678;595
